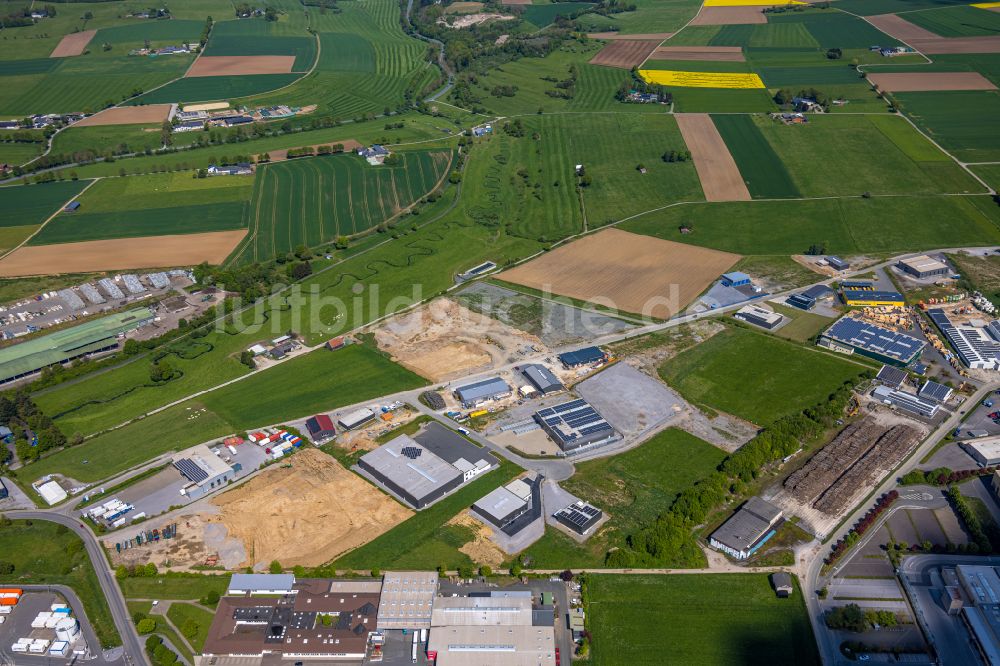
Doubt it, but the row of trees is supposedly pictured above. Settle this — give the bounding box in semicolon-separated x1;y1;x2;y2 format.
826;604;898;632
825;490;899;566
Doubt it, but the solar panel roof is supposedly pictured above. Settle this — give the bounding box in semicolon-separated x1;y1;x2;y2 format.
174;458;208;483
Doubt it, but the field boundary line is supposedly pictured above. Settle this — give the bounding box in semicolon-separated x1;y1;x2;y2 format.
0;178;100;262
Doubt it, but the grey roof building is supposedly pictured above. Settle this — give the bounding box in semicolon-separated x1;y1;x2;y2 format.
358;434;463;509
520;364;564;394
772;572;794;598
454;376;511;407
534;399;616;452
919;380;953;404
876;365;908;389
554;501;603;535
709;497;783;560
873;386;939;418
226;573;296;595
473;487;529;529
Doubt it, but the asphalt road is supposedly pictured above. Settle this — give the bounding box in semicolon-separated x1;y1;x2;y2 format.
5;511;147;666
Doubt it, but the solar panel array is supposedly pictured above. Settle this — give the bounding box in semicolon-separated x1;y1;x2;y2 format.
555;502;602;532
823;317;925;362
173;457;209;483
928;309;1000;369
535;399;614;448
401;446;423;460
919;380;952;403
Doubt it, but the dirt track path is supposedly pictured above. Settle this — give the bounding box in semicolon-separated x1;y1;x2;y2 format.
675;113;752;202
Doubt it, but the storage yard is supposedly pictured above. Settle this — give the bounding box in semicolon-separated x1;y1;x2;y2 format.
498;228;740;319
372;298;546;381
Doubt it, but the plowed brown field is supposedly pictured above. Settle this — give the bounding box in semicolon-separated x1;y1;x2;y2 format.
690;6;766;25
50;30;96;57
651;45;745;61
498;228;740;318
74;105;173;127
868;72;997;91
186;55;296;77
676;113;752;202
589;39;663;68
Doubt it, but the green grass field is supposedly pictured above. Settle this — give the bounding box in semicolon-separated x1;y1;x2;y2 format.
751;114;982;196
972;164;1000;191
49;124;171;160
895;90;1000;162
671;88;776;113
587;574;819;666
127;600;193;663
121;573;230;601
0;180;91;228
522;2;594;28
659;325;866;425
766;9;902;48
165;602;214;653
767;303;836;343
0;140;43;166
622;195;1000;256
333;459;522;570
229;149;452;264
578;0;700;33
0;519;120;648
205;19;317;71
894;6;1000;37
128;73;303;105
712;114;800;198
200;344;427;429
521;428;725;568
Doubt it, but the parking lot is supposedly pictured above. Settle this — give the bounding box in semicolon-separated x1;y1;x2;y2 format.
955;394;1000;439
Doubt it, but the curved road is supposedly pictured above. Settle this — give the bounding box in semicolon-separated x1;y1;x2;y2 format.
6;511;147;666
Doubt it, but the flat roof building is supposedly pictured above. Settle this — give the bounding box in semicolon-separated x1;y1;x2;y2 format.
376;571;437;630
827;256;849;271
734;304;783;330
928;309;1000;370
876;364;908;389
172;444;236;501
820;316;926;366
872;386;939;418
962;437;1000;466
473;487;529;530
840;280;874;291
534;399;616;452
338;407;377;431
557;346;607;369
427;625;556;666
554;500;603;535
454;376;511;408
431;596;533;627
358;435;464;509
519;364;564;395
802;284;835;300
412;421;494;482
709;497;783;560
721;271;751;287
0;307;154;384
956;565;1000;666
842;290;905;307
227;573;296;596
899;254;950;279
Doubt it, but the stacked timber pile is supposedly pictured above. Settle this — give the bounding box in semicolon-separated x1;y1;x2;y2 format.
783;419;884;503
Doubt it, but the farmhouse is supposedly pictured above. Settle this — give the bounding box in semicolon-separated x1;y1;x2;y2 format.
63;201;80;213
709;496;783;560
172;444;239;500
927;309;1000;370
872;386;940;418
0;307;154;384
173;120;204;133
961;436;1000;466
898;254;950;279
734;304;783;330
357;144;390;165
454;376;511;408
557;346;608;369
820;316;926;367
533;398;617;453
841;289;905;307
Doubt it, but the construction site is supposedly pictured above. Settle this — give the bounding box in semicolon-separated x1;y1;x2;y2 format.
769;414;926;538
371;298;547;382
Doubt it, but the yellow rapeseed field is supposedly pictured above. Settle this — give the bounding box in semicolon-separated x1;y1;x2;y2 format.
971;1;1000;8
638;69;766;89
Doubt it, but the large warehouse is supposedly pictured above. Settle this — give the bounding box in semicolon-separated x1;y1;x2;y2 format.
962;437;1000;466
377;571;437;630
898;254;950;279
172;444;239;500
519;364;564;395
734;304;783;330
0;307;154;385
928;309;1000;370
473;486;530;530
557;346;607;369
427;625;556;665
709;496;783;560
841;290;905;307
453;376;511;408
872;386;940;418
819;316;926;366
533;399;617;452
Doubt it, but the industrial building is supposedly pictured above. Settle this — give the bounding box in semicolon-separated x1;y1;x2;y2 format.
827;256;850;271
376;571;437;630
802;284;835;301
427;625;556;665
928;309;1000;370
876;365;908;390
473;486;530;530
721;271;751;287
431;596;533;627
709;497;783;560
841;290;905;307
338;407;377;431
172;444;238;501
787;292;817;311
533;399;617;452
554;500;603;535
841;280;874;291
304;414;336;442
358;435;464;509
411;422;494;482
519;364;564;395
227;574;296;596
820;317;926;366
961;437;1000;466
734;304;783;330
918;379;953;404
201;577;379;664
872;386;940;418
35;480;67;506
557;346;608;369
453;376;511;408
898;254;950;279
955;565;1000;666
0;307;154;384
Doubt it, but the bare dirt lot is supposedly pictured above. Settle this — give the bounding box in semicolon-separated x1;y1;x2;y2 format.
449;511;506;568
587;32;674;40
50;30;96;57
689;6;766;25
498;228;740;319
372;298;545;381
651;45;745;61
676;113;752;202
74;104;173;127
260;139;363;162
211;448;413;568
186;55;297;77
868;72;997;92
589;40;663;68
446;13;516;28
0;230;247;276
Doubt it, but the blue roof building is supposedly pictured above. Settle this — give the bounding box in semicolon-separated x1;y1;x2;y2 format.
820;316;925;366
454;376;511;407
721;272;751;287
557;346;607;369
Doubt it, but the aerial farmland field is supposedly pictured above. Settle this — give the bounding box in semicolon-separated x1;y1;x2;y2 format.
229;149;453;264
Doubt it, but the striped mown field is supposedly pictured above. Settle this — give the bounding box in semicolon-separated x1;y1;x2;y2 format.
229;149;453;264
